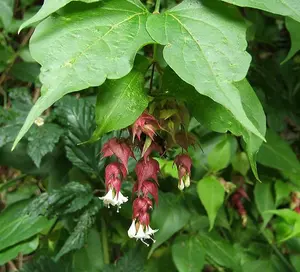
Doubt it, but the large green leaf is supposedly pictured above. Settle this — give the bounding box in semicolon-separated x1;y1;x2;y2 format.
149;193;190;256
257;129;300;181
161;68;266;180
0;215;54;251
146;0;264;141
19;0;99;31
221;0;300;23
198;231;241;270
171;235;205;272
254;181;275;228
90;70;148;141
12;0;153;150
0;236;39;266
283;18;300;63
197;176;225;230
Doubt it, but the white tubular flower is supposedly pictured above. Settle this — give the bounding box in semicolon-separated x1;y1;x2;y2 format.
99;189;118;208
184;175;190;188
145;225;158;236
178;180;185;191
115;192;128;212
128;220;137;238
134;225;149;247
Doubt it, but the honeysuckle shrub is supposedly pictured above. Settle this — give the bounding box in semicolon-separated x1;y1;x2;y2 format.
1;0;300;271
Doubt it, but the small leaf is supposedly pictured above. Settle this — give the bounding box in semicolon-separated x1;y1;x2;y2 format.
12;0;154;149
172;235;205;272
146;0;264;141
0;0;13;29
275;180;292;207
19;0;100;31
221;0;300;23
197;176;225;230
207;134;237;172
257;129;300;183
10;62;40;83
254;181;275;228
90;70;149;142
0;236;39;266
264;209;300;241
149;192;190;257
27;123;64;167
232;152;250;175
283;18;300;63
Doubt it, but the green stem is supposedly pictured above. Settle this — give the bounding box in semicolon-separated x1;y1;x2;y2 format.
101;217;110;265
154;0;160;13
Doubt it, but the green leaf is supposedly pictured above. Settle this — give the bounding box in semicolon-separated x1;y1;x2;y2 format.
275;180;292;207
73;228;104;272
283;18;300;63
146;0;264;141
171;235;205;272
27;123;64;167
221;0;300;23
10;62;40;83
198;231;241;270
254;181;275;228
265;209;300;241
19;0;100;31
103;248;146;272
90;70;148;142
0;236;39;266
149;193;190;257
232;152;250;175
20;256;71;272
0;215;54;251
0;0;13;29
55;199;102;260
161;67;266;180
257;129;300;182
145;249;176;272
24;182;94;217
12;0;153;150
197;176;225;230
207;134;237;172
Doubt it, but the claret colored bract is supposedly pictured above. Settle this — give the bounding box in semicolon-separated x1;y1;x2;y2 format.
174;154;192;190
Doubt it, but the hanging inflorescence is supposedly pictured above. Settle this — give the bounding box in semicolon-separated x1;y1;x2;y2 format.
99;100;196;246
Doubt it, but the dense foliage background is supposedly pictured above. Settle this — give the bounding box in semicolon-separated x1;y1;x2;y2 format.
1;0;300;271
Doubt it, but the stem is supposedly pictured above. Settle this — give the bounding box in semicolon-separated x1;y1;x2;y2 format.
154;0;160;13
149;63;156;94
101;217;110;265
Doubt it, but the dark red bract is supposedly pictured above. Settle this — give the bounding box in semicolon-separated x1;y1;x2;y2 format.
102;138;135;172
132;112;160;141
135;158;160;190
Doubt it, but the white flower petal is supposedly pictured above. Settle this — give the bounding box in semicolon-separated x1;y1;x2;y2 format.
99;189;117;207
146;225;158;236
184;175;190;187
178;180;185;190
128;220;137;238
135;225;147;239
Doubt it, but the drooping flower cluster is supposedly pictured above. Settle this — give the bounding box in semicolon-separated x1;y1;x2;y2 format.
230;187;250;227
99;104;194;246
